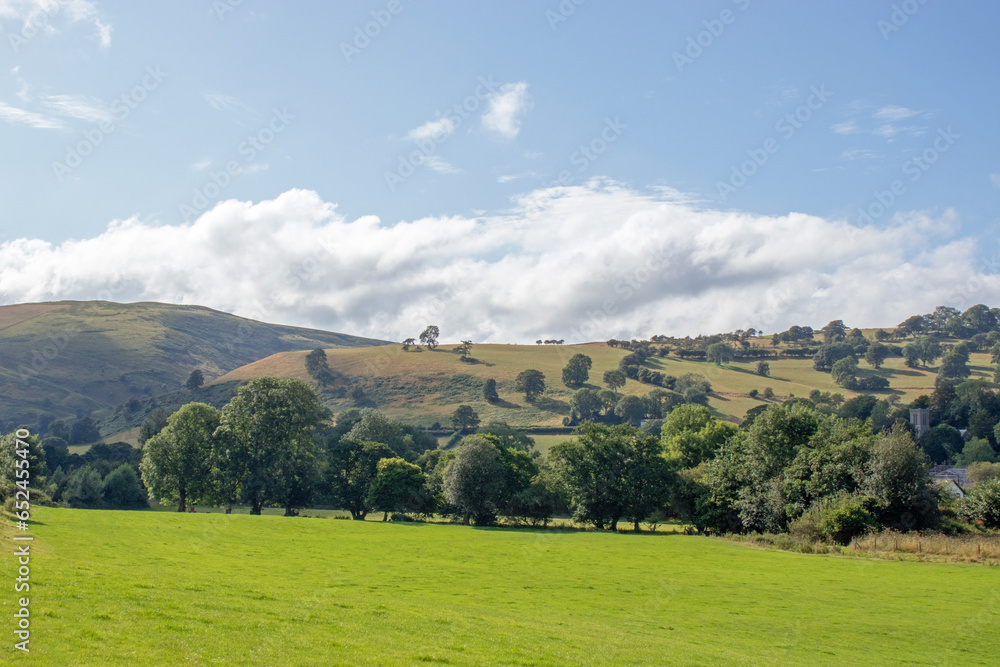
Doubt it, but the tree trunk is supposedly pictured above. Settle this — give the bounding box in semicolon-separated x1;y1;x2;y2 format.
633;521;641;533
382;512;388;522
177;488;186;513
284;506;296;517
463;513;470;526
225;504;233;514
250;499;263;515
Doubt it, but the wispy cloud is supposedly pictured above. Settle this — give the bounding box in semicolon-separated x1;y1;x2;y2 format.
204;92;258;118
405;117;455;143
0;0;112;49
0;101;63;129
873;105;918;121
420;155;460;174
482;81;532;140
842;148;879;161
190;156;213;171
42;94;113;123
831;120;858;135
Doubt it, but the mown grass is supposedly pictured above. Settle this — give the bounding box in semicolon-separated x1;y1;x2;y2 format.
3;508;999;665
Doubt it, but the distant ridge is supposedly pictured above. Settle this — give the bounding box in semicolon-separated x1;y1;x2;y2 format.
0;300;391;428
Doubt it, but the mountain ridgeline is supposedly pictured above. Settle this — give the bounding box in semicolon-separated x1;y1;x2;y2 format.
0;301;390;429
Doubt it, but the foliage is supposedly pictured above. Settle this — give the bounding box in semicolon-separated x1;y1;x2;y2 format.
185;369;205;390
442;435;508;525
326;439;396;520
451;405;480;432
101;464;149;509
304;348;337;387
366;457;427;520
483;378;500;403
958;479;1000;529
419;325;440;349
515;369;547;401
954;437;997;466
706;342;735;366
603;369;626;392
755;361;770;377
476;420;535;452
561;353;593;387
215;377;327;515
140;402;220;512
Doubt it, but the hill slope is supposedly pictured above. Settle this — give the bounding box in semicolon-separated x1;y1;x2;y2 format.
213;341;993;428
0;300;390;427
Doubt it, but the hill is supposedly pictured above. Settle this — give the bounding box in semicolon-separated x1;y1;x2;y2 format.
7;507;997;665
0;301;390;430
210;339;993;431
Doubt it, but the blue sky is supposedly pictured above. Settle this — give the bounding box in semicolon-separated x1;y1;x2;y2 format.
1;1;999;342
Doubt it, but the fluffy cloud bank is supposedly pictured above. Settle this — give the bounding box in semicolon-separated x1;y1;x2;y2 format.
1;183;997;343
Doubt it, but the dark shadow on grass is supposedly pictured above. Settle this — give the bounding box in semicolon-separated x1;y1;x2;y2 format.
488;399;522;409
531;396;569;414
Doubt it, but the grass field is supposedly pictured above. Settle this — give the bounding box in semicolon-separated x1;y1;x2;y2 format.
206;341;993;430
4;508;999;665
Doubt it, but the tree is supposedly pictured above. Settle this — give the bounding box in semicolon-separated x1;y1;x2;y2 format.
456;340;473;360
419;325;440;349
515;369;546;401
570;388;604;423
954;437;997;466
215;377;327;515
917;424;964;465
140;402;220;512
831;356;859;389
402;338;419;351
138;409;169;447
897;315;926;337
551;423;669;531
756;361;770;377
64;466;103;508
479;420;535;452
603;369;626;393
101;464;148;509
69;417;101;445
958;479;1000;529
366;457;426;521
327;440;396;520
615;394;646;427
706;342;735;366
962;304;997;335
304;348;337;387
185;369;205;390
938;352;970;381
813;342;855;372
483;378;500;403
821;320;847;343
0;431;49;502
451;405;480;432
443;436;506;525
562;353;593;387
661;405;737;468
861;424;938;531
864;342;890;369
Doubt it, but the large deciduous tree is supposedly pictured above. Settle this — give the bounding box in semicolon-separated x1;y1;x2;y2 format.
515;369;546;401
215;377;327;515
140;402;220;512
366;457;427;521
561;353;593;387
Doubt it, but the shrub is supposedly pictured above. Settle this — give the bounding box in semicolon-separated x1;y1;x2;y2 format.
958;479;1000;529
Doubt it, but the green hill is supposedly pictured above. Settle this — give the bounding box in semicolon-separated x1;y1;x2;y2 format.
0;301;390;429
209;339;993;432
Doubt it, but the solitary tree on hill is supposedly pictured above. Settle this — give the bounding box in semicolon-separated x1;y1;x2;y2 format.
483;378;500;403
562;353;593;387
603;369;626;393
515;369;547;401
185;369;204;390
420;326;440;349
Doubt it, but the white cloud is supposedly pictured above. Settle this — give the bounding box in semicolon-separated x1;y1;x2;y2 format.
0;0;111;49
0;184;993;343
991;173;1000;189
831;120;858;135
482;81;532;140
0;101;63;129
874;106;917;121
190;157;213;171
419;155;460;174
841;148;879;161
405;117;455;143
42;94;112;123
204;93;258;119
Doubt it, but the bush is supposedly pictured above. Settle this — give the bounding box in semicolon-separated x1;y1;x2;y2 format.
101;464;149;509
821;500;877;544
390;512;414;522
958;479;1000;529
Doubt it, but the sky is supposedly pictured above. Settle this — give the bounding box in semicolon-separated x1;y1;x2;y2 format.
1;0;999;343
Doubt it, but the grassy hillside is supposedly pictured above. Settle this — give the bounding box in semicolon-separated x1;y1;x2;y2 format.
211;341;992;429
0;301;389;429
5;507;997;665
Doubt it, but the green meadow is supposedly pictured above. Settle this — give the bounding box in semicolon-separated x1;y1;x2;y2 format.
4;508;998;665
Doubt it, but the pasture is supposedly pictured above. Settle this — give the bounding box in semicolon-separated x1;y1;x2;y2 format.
3;508;997;665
